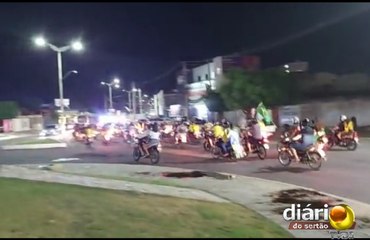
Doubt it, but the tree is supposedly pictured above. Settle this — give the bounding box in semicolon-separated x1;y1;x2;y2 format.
219;68;297;110
0;101;20;119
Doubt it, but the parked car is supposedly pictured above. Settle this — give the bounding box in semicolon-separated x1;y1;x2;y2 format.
39;124;61;137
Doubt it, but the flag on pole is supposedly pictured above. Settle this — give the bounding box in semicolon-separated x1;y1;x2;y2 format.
256;102;272;125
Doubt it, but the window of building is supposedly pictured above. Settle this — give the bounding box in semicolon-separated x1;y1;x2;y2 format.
198;76;201;82
205;74;209;80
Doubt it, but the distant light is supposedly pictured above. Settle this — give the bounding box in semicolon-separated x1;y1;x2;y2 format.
100;81;106;85
34;36;46;47
132;88;138;92
114;84;120;89
72;70;78;74
113;78;120;84
144;94;148;97
71;41;83;51
285;70;290;73
284;64;289;69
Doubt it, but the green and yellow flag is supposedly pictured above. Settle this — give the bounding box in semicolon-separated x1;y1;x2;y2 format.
256;102;272;125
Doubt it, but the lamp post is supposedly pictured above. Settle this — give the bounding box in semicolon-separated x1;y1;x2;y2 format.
33;36;83;114
101;78;120;111
122;89;132;111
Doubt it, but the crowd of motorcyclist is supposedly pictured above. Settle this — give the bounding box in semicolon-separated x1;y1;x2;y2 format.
71;113;358;163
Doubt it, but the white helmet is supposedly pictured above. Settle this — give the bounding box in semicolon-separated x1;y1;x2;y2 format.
292;116;300;125
340;115;347;121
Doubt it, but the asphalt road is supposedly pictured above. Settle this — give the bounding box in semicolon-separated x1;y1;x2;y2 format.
0;135;369;204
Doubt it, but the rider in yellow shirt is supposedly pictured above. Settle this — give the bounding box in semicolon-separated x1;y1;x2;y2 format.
212;122;224;139
192;122;201;139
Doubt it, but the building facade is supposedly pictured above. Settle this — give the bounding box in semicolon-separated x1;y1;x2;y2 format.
185;55;260;120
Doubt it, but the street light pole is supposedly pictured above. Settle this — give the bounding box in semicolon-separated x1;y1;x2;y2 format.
108;85;113;109
57;51;64;113
33;36;83;129
138;88;143;114
101;78;120;112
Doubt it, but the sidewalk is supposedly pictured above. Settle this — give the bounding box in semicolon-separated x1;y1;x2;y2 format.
2;163;370;238
0;131;38;141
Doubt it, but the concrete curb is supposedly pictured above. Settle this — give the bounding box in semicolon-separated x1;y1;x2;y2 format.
0;165;229;203
1;143;67;150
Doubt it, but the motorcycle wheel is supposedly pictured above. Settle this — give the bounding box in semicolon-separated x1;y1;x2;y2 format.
133;147;141;162
212;146;222;159
257;145;267;160
326;138;334;150
346;139;357;151
307;152;322;170
278;151;291;167
149;148;160;165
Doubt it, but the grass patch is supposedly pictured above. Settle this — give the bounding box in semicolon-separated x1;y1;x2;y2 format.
15;138;60;145
0;177;292;238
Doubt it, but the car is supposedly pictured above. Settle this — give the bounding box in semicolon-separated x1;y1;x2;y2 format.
39;124;61;137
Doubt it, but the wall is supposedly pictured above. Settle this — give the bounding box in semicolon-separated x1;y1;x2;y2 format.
12;118;30;132
278;98;370;127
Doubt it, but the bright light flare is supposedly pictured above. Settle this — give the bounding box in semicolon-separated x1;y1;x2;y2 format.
34;36;47;47
71;41;83;51
113;78;120;84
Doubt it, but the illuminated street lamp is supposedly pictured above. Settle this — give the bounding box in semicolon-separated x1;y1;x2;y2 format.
63;70;78;81
33;36;84;115
101;78;121;110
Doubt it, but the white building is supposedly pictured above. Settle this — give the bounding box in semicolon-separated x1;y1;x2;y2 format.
186;57;224;120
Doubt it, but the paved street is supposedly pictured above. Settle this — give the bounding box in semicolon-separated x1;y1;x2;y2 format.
0;135;369;204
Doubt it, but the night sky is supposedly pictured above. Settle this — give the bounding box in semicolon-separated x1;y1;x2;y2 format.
1;2;370;110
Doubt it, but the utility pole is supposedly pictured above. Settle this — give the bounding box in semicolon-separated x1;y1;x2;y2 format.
138;88;143;114
181;61;189;119
128;91;132;110
131;82;137;119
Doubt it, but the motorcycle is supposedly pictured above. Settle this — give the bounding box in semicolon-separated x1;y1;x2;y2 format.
243;137;269;160
326;129;358;151
132;137;161;165
203;131;215;152
211;139;237;160
277;136;325;170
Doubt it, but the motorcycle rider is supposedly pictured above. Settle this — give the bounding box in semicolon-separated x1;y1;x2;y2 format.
335;115;354;142
289;118;315;162
136;122;151;157
174;121;188;144
203;121;214;132
246;118;263;153
142;123;161;156
189;119;201;139
135;120;146;135
213;122;227;156
226;123;246;158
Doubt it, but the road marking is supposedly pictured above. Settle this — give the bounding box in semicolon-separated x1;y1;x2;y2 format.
52;158;81;162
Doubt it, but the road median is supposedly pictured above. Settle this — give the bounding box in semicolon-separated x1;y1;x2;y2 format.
0;175;292;238
28;163;370;238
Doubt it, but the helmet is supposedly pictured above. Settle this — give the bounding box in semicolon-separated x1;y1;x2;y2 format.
301;118;310;126
292;116;300;125
340;115;347;121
